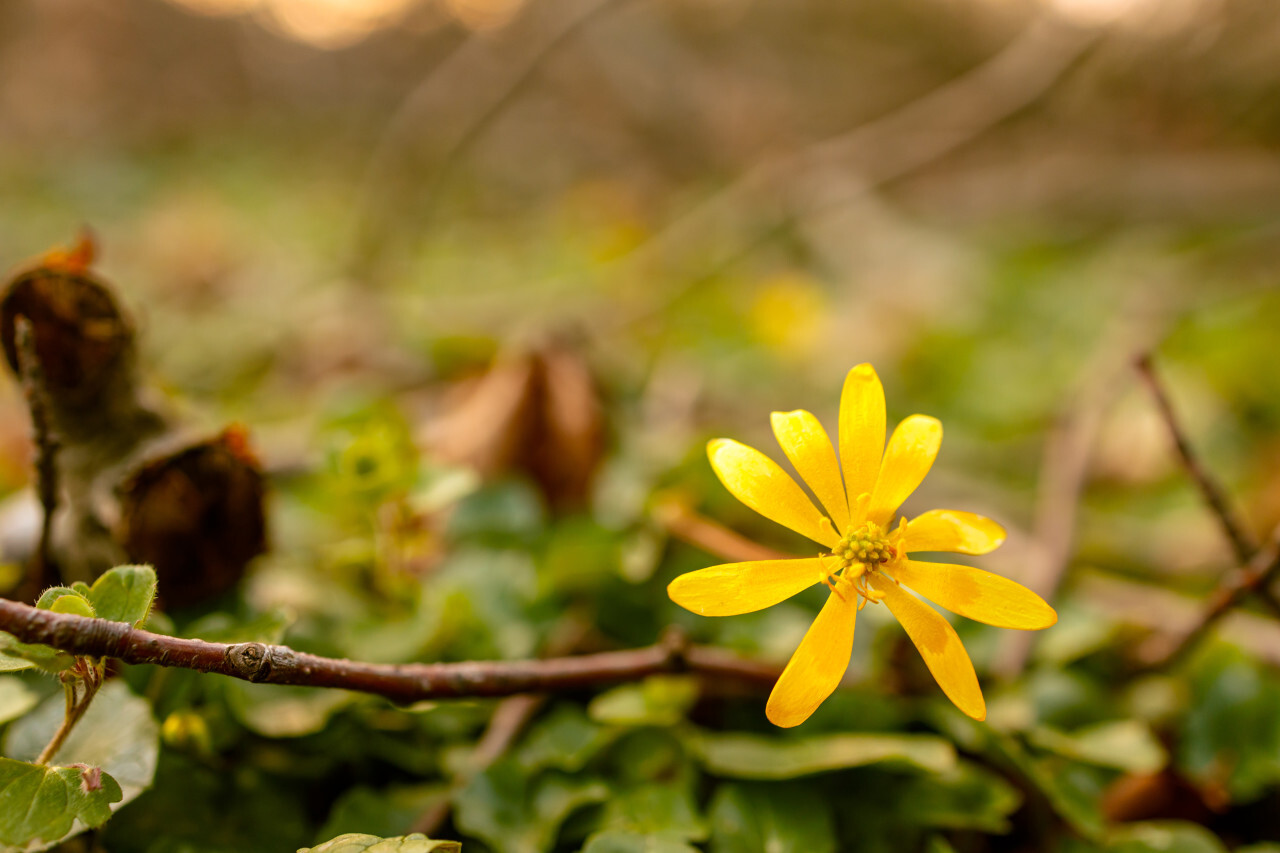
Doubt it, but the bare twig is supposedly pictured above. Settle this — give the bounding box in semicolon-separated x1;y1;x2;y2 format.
411;692;545;835
0;598;780;703
654;496;791;564
1135;354;1258;566
1137;525;1280;669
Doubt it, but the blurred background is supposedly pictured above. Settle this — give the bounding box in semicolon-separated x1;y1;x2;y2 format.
4;0;1280;850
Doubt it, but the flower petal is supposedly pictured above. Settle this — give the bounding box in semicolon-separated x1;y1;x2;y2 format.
668;558;823;616
708;439;839;548
903;510;1006;555
771;409;850;531
867;415;942;527
839;364;886;523
893;560;1057;630
873;576;985;721
765;589;858;727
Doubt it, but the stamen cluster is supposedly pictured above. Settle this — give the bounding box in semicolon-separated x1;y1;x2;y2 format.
835;523;895;569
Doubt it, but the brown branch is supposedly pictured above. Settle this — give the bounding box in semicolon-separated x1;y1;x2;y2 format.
1138;525;1280;669
1135;354;1258;566
13;316;60;585
654;496;791;564
0;598;780;704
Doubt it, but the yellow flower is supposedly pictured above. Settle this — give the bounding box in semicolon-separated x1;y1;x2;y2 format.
667;364;1056;726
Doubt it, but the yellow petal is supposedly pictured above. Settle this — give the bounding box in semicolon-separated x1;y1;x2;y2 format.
771;410;850;531
708;439;839;548
893;560;1057;630
765;589;858;727
903;510;1006;555
668;558;823;616
839;364;886;524
873;576;986;721
867;415;942;527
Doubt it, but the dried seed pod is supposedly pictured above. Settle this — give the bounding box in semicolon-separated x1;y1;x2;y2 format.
118;427;266;609
1;236;267;607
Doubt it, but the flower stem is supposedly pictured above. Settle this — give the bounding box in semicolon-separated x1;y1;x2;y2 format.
35;661;102;765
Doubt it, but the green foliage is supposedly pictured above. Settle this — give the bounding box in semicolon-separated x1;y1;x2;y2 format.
1180;644;1280;802
85;564;158;626
1103;822;1228;853
454;758;609;853
0;676;38;725
6;681;159;802
302;834;462;853
687;730;955;779
0;757;122;849
708;782;837;853
1027;720;1166;773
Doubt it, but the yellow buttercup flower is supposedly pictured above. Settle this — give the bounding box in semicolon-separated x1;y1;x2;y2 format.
668;364;1056;726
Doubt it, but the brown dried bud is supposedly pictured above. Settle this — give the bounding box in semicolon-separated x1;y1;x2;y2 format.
118;427;267;609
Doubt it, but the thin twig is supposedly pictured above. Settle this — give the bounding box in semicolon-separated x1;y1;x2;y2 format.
0;598;781;703
411;693;545;835
410;616;594;835
349;0;629;274
13;316;60;581
1135;354;1258;566
654;496;791;564
1138;525;1280;670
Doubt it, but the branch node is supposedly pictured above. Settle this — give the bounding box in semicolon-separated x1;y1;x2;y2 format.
226;642;271;681
658;625;691;672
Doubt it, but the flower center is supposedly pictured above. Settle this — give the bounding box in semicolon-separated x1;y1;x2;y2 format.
835;523;895;570
817;520;904;607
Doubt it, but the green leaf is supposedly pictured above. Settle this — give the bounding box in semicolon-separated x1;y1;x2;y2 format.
0;675;39;725
515;705;614;774
301;833;461;853
453;758;608;853
222;681;353;738
48;595;95;619
1180;644;1280;802
687;730;955;779
888;763;1023;834
588;676;699;727
0;757;123;848
85;565;156;626
1029;721;1167;773
0;650;35;674
596;782;705;842
315;784;448;842
990;734;1104;839
35;587;90;612
581;831;701;853
6;680;159;809
708;782;836;853
0;634;73;674
1104;821;1227;853
925;837;959;853
185;606;294;645
101;752;309;852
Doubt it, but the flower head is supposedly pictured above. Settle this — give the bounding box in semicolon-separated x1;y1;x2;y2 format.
667;364;1056;726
